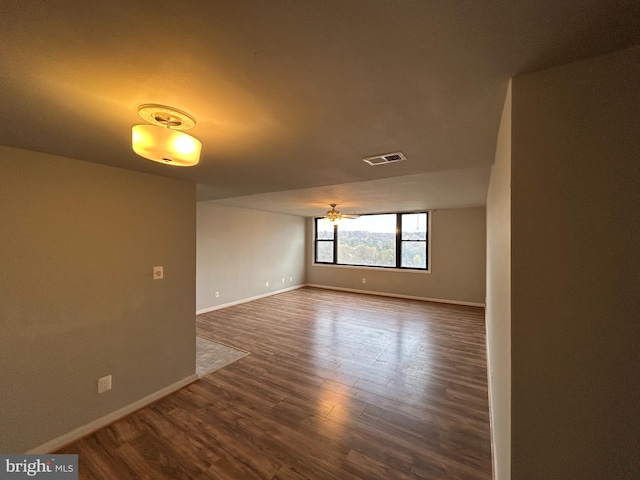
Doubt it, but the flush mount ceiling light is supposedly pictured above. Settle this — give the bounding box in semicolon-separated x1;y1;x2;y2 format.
131;104;202;167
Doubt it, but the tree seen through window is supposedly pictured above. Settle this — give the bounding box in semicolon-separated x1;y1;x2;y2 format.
314;212;428;270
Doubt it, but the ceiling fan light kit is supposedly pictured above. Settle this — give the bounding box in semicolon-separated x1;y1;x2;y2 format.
131;104;202;167
324;204;359;223
325;204;342;223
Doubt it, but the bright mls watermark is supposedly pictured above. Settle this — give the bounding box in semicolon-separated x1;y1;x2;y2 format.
0;455;77;479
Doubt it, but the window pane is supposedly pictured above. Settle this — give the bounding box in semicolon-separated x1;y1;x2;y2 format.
401;213;427;240
337;214;396;267
316;218;334;240
316;241;334;262
401;240;427;268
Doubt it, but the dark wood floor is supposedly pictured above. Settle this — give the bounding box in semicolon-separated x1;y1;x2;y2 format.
57;287;492;479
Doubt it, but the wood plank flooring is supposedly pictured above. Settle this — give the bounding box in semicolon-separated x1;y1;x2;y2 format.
57;287;492;479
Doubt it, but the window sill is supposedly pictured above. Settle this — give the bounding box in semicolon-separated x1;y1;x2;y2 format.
312;262;431;274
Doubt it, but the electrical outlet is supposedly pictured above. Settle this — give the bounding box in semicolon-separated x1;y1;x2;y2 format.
289;276;293;282
282;277;285;283
215;291;220;298
362;278;367;284
98;375;112;394
153;266;163;280
265;281;269;287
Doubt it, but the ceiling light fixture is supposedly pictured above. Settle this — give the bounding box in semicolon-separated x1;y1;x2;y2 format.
325;204;342;223
324;204;359;223
132;104;202;166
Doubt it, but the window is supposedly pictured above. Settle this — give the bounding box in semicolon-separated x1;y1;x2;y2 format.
315;218;335;263
314;212;429;270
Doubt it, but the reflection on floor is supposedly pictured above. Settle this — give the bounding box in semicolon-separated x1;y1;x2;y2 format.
195;335;249;377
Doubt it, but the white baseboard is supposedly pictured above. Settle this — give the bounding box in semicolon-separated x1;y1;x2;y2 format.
485;321;498;479
196;284;304;315
305;284;485;308
26;373;199;454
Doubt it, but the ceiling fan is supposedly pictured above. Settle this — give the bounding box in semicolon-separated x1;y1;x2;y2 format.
324;204;359;223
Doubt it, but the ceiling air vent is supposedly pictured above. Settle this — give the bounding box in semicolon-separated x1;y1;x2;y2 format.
362;152;407;166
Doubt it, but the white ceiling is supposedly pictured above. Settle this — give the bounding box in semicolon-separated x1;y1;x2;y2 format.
1;1;638;217
212;166;492;217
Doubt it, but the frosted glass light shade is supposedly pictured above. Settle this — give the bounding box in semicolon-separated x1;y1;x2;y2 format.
132;125;201;166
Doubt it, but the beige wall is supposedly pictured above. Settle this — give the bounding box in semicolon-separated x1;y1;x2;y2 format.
486;81;511;480
0;146;196;453
196;203;306;312
306;207;486;305
511;46;640;479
